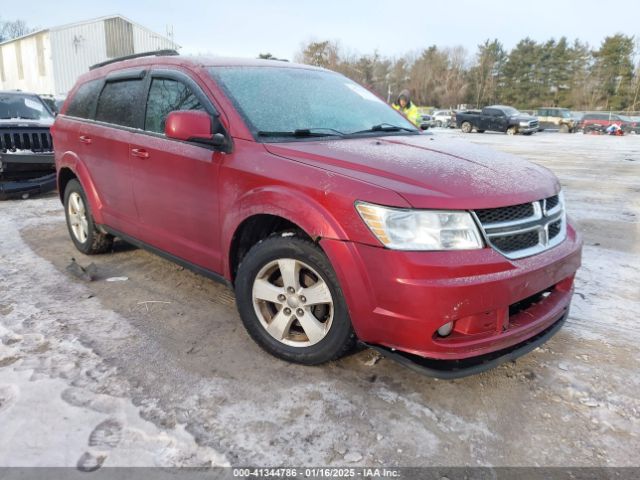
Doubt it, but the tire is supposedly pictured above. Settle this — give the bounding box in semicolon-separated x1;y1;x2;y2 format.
435;120;442;128
461;121;472;133
477;129;485;133
506;126;517;135
235;236;356;365
559;124;569;134
63;179;113;255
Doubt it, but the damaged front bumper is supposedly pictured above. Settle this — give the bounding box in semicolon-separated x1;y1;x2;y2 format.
0;151;56;200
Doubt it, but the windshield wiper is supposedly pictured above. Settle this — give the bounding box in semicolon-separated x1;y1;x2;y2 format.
257;128;345;138
350;123;418;135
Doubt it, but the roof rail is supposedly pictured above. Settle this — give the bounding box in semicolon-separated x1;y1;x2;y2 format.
90;49;179;70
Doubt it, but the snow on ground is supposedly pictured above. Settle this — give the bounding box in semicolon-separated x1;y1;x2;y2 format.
0;197;228;469
0;130;639;469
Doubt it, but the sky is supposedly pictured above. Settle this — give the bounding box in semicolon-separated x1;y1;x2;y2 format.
11;0;640;61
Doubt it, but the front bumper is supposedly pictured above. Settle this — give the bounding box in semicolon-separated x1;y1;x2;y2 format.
518;125;538;134
321;224;582;362
0;152;56;200
365;310;568;379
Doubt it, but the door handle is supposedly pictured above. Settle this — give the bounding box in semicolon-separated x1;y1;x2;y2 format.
131;148;150;159
79;135;92;144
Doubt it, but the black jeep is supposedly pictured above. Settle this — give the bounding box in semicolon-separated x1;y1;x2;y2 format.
0;91;56;199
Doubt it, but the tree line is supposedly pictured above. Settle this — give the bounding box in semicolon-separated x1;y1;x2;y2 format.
2;17;637;111
289;35;639;112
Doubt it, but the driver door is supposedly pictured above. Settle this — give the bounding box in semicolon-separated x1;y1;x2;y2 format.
128;70;224;272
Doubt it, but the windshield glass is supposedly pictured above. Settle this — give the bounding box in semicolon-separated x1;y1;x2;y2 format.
0;94;54;121
209;66;417;138
560;110;572;118
617;115;632;122
501;107;520;116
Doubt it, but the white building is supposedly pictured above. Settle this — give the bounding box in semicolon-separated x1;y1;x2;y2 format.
0;15;179;95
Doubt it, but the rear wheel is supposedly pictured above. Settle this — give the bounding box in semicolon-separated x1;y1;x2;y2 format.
461;121;472;133
235;236;356;365
64;179;113;254
506;126;517;135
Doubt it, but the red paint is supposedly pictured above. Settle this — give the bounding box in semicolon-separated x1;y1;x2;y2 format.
54;56;582;362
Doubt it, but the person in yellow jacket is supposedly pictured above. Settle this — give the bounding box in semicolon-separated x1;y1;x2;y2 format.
392;89;420;126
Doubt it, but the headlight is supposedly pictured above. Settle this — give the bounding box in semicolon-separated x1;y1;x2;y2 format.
519;121;530;127
355;202;483;251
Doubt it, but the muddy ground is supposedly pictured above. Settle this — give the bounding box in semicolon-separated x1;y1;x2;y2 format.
0;130;638;468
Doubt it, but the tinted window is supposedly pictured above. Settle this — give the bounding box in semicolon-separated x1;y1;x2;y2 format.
95;79;144;127
144;78;204;134
66;80;102;119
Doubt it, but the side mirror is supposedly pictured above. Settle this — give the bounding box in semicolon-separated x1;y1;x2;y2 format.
165;110;226;149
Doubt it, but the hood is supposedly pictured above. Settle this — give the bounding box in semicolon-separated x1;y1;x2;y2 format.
511;114;537;122
264;134;559;209
0;118;54;127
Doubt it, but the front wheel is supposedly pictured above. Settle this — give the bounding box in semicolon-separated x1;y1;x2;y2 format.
506;126;517;135
235;236;356;365
461;121;473;133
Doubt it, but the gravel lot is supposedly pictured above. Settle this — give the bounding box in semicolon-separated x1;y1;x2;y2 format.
0;130;638;469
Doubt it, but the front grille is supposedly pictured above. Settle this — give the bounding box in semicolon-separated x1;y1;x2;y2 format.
545;195;559;211
548;219;561;239
529;120;539;129
475;202;534;224
473;195;566;259
0;129;53;152
509;287;553;317
492;230;539;253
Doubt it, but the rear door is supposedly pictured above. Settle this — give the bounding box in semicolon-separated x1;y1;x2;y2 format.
88;70;147;234
128;69;224;272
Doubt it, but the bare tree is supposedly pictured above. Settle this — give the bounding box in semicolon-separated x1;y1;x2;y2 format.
0;18;35;42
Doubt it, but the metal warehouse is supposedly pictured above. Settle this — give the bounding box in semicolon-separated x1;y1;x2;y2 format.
0;15;179;95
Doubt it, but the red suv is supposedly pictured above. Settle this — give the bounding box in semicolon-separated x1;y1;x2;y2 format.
52;53;582;378
578;112;640;134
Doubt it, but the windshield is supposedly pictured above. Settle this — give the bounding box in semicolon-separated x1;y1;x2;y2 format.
501;107;520;116
617;115;632;122
0;94;54;121
209;66;417;139
560;110;572;118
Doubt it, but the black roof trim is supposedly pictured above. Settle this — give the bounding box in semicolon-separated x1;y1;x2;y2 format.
90;49;179;70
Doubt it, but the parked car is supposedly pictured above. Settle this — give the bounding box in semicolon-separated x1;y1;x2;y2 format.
418;113;434;130
52;53;582;378
431;110;454;128
0;91;57;199
456;105;539;135
578;112;640;134
536;107;576;133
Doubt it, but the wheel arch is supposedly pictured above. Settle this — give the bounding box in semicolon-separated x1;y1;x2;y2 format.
223;186;349;282
57;152;104;224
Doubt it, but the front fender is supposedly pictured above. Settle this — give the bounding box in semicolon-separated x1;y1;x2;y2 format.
221;185;349;276
57;151;104;225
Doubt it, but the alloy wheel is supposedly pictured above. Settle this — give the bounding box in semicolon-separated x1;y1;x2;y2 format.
252;258;334;347
68;192;89;243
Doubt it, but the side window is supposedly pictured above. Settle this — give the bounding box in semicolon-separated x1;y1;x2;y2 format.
484;109;496;117
95;79;145;127
66;79;102;119
144;78;204;134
